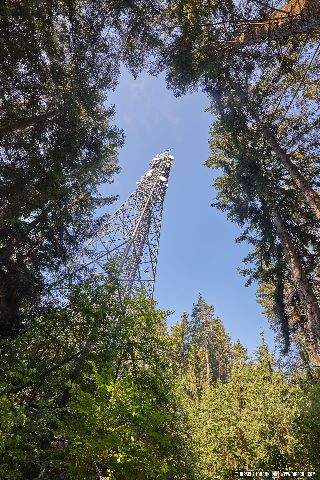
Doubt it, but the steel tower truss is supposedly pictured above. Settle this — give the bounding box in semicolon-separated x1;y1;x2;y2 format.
71;151;174;298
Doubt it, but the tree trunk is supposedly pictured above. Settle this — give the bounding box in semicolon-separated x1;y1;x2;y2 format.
0;110;56;137
270;204;320;360
203;322;211;383
257;122;320;221
204;343;211;383
236;0;320;45
227;78;320;220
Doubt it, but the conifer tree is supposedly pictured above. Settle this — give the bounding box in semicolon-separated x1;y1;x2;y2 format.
0;1;125;337
170;296;232;397
206;109;320;358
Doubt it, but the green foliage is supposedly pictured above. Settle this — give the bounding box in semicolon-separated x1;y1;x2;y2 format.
181;339;315;479
170;295;232;397
61;366;180;479
170;299;320;478
0;283;194;479
1;287;320;479
296;373;320;469
0;0;124;337
206;109;319;353
1;3;320;478
0;392;26;465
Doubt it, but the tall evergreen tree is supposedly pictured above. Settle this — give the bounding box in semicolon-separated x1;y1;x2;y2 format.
0;1;126;337
206;113;320;358
170;295;233;397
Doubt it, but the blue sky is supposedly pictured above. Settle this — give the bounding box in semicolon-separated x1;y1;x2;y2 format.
102;68;274;352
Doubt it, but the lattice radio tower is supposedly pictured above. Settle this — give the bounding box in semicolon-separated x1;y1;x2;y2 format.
68;151;174;299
